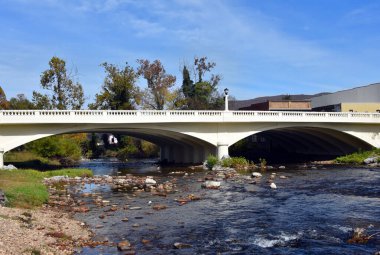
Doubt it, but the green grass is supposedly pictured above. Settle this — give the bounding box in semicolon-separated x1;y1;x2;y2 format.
0;168;93;208
335;148;380;164
4;151;61;168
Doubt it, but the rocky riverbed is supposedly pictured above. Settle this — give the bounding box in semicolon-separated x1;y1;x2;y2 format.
45;160;380;254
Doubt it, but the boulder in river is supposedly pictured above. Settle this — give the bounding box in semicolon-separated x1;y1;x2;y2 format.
364;157;379;164
173;242;192;249
251;172;262;178
117;240;131;251
202;181;221;189
270;183;277;189
145;177;157;185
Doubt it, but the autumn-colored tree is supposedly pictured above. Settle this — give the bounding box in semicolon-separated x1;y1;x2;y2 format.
137;59;176;110
0;86;9;109
89;62;140;110
33;56;85;110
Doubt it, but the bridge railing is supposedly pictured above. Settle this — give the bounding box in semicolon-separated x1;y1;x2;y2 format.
1;110;380;123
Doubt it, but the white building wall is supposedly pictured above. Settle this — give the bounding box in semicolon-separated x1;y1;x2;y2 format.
311;83;380;109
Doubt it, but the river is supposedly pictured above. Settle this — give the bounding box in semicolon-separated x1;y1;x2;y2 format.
72;159;380;254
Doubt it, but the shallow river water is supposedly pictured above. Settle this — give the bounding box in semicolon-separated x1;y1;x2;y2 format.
73;159;380;254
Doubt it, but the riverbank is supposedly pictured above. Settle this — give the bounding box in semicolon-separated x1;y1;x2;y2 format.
0;168;94;254
0;205;92;255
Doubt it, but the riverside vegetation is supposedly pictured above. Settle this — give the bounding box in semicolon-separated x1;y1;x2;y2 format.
335;148;380;165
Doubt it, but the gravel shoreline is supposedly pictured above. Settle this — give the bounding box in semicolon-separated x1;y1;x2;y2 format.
0;205;91;255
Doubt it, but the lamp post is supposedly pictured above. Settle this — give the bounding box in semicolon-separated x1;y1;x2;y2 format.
224;88;229;111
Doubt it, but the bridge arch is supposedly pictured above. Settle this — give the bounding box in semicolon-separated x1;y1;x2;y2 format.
228;124;374;161
0;124;216;164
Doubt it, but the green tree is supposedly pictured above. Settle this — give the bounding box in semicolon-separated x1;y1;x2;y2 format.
181;56;223;110
89;62;140;110
137;59;176;110
9;94;35;110
34;56;85;110
32;92;52;109
0;86;9;109
182;66;194;99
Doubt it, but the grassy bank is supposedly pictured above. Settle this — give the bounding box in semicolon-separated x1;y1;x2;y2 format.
4;151;61;169
335;148;380;165
0;168;92;208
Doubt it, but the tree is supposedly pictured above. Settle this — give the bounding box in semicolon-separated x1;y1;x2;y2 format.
32;92;52;109
89;62;140;110
34;56;85;110
137;59;176;110
181;56;223;110
9;94;35;110
0;86;9;109
182;66;194;98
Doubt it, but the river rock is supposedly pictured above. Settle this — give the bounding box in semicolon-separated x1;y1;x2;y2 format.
364;157;379;164
251;172;262;178
117;240;131;251
1;164;17;170
270;183;277;189
73;206;90;213
0;190;8;206
279;166;286;169
145;177;157;185
202;181;221;189
173;242;192;249
152;204;167;210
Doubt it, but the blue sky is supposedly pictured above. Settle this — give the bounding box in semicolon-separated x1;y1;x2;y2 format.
0;0;380;103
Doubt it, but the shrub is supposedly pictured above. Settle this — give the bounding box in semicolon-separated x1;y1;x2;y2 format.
206;155;219;170
259;158;267;169
221;156;249;169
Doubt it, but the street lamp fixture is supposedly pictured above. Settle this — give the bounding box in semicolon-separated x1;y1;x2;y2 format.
224;88;229;111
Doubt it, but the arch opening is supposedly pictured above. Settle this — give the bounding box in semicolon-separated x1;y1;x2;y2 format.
3;125;215;165
229;127;373;163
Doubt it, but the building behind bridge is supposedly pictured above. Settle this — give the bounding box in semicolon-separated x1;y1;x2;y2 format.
233;82;380;113
310;82;380;112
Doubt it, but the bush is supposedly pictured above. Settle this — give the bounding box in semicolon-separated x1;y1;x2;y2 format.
206;155;219;170
259;158;267;169
25;134;84;163
221;157;249;169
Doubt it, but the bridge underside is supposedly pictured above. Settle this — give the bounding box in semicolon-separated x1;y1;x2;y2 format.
231;127;373;162
90;128;216;164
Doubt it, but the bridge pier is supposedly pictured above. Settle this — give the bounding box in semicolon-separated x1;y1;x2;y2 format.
217;143;229;160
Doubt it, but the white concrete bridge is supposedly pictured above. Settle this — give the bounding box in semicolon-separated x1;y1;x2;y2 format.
1;110;380;167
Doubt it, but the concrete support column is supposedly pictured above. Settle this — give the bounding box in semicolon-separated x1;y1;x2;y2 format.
217;143;229;160
0;148;4;169
160;145;171;163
